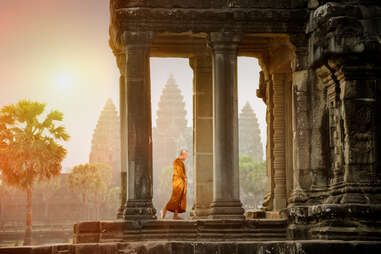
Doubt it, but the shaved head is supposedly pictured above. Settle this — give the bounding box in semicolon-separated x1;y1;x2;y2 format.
179;149;189;160
179;149;188;156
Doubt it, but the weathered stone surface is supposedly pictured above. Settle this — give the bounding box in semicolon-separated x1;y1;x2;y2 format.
73;219;288;243
190;55;214;219
2;241;381;254
108;0;381;243
112;0;307;9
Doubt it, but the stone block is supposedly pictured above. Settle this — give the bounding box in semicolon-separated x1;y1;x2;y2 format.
100;221;124;233
246;210;266;219
195;119;213;152
196;93;213;118
77;222;100;234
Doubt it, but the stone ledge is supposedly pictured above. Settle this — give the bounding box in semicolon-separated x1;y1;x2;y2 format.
73;219;288;243
2;240;381;254
112;0;307;9
283;204;381;240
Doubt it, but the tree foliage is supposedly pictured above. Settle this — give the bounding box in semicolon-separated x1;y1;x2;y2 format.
106;186;120;215
67;163;112;205
239;154;267;209
0;100;69;189
153;165;172;216
0;100;69;245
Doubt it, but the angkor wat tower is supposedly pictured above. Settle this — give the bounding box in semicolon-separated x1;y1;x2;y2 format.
89;98;121;187
239;102;264;162
153;74;189;173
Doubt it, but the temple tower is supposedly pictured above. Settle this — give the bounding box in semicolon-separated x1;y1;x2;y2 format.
89;98;121;187
153;74;189;172
239;102;264;162
152;74;192;216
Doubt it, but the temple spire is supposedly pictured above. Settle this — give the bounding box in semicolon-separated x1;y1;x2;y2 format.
155;75;187;133
89;99;121;186
239;101;264;162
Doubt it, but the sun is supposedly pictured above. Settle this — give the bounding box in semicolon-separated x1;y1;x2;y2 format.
56;74;73;90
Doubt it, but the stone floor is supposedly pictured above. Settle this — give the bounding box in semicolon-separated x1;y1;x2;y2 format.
1;240;381;254
74;219;288;243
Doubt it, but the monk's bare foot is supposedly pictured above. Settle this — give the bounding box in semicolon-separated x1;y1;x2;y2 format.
173;215;184;220
160;210;165;220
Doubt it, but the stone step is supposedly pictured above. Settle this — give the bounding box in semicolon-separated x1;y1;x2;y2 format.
2;240;381;254
74;219;288;243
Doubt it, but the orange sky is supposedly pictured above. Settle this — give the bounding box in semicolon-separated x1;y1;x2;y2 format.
0;1;265;170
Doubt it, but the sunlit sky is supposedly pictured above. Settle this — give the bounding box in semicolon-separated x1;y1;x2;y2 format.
0;0;266;170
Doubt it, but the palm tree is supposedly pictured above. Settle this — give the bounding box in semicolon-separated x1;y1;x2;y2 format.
0;100;69;245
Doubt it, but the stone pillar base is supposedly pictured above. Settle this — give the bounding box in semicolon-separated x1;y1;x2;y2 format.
124;200;157;220
287;189;308;206
190;206;210;219
208;200;245;219
117;208;124;219
245;210;281;219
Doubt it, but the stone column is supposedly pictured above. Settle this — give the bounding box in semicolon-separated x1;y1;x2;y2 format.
208;32;244;219
115;51;127;219
288;35;310;205
122;31;156;220
189;55;214;219
272;73;288;211
327;62;379;204
288;70;309;205
257;70;275;211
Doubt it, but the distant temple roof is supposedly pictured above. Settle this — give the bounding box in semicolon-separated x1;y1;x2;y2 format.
239;102;263;162
156;75;187;133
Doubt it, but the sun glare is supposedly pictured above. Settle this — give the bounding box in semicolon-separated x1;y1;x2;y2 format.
56;74;73;90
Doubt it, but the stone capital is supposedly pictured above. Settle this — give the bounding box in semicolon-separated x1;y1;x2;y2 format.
189;55;212;71
121;31;154;47
289;33;308;71
115;52;126;74
208;32;242;52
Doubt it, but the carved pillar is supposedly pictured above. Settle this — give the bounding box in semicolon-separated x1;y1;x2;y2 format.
288;70;309;205
208;32;244;219
272;73;288;211
115;51;127;219
122;31;156;220
333;63;378;203
288;35;310;206
257;69;274;211
317;61;380;204
189;55;214;219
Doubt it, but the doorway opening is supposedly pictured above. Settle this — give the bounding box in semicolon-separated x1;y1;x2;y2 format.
150;58;194;219
237;57;267;211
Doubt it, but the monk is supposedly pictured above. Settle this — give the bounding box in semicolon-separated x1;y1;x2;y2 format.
161;149;188;220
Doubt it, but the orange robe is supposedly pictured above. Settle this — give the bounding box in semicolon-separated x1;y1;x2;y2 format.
165;158;187;213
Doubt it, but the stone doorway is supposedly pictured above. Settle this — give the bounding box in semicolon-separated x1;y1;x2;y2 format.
114;31;299;220
237;57;267;211
149;58;194;220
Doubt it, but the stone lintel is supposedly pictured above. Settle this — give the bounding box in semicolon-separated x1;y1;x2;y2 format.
111;8;307;34
122;31;154;46
112;0;308;9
